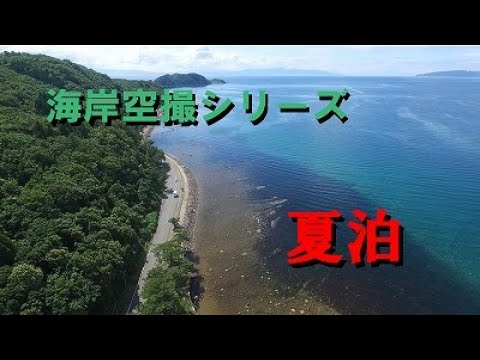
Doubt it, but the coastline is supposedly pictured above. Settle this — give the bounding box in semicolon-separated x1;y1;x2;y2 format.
143;125;199;242
164;153;199;241
142;125;155;141
144;125;339;315
142;125;201;310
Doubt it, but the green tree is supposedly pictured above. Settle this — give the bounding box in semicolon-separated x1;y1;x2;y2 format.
168;217;180;229
139;266;194;315
0;52;167;314
139;229;195;315
2;263;44;314
0;233;15;266
45;271;100;315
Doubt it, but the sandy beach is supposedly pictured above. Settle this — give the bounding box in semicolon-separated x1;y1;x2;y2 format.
164;153;199;240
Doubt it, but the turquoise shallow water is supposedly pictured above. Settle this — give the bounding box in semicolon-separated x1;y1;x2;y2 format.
154;76;480;314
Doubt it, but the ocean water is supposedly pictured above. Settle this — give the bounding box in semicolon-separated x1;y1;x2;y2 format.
152;77;480;314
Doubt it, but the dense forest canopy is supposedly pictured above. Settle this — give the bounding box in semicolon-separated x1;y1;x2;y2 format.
0;52;167;314
0;52;163;92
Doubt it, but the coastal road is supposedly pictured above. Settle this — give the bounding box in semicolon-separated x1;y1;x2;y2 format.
126;154;184;314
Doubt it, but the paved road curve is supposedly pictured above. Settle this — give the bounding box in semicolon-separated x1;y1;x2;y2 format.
126;155;183;314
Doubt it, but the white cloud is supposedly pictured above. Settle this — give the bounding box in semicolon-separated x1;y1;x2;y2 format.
1;45;480;76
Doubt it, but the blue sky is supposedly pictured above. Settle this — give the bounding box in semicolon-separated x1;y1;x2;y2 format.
1;45;479;76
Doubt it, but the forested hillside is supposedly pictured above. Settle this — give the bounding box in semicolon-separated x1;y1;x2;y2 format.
0;52;167;314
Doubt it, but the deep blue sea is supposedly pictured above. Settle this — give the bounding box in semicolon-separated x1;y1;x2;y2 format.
153;76;480;314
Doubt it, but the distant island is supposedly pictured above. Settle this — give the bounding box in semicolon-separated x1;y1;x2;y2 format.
417;70;480;77
209;78;226;84
154;73;225;88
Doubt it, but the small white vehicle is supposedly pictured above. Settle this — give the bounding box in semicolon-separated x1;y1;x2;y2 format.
173;191;179;198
